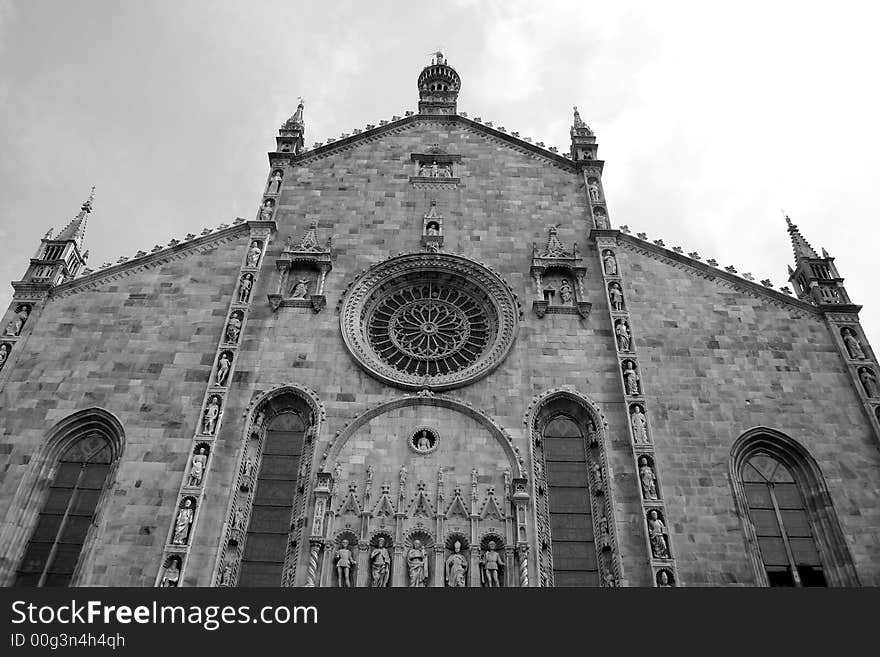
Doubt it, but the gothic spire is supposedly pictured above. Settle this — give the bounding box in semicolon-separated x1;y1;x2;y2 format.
785;215;819;262
284;98;305;130
55;186;94;248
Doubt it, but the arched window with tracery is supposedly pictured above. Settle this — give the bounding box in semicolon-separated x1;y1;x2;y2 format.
730;429;859;587
0;409;124;587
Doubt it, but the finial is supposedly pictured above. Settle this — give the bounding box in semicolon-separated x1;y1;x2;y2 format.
573;105;585;128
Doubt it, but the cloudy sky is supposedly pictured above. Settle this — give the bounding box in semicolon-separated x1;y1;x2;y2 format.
1;0;878;345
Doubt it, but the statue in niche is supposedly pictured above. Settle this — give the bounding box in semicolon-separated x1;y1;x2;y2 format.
290;278;311;299
647;510;670;559
160;559;181;587
859;367;879;397
594;210;608;229
631;405;649;444
842;328;866;359
238;273;253;304
370;537;391;587
202;396;221;435
609;283;624;311
657;570;673;587
639;456;658;500
623;361;640;395
219;563;234;586
266;171;283;194
334;539;356;588
172;499;195;545
430;161;440;177
615;319;632;352
481;541;503;587
259;200;274;221
586;420;598;446
233;506;246;533
603;250;617;276
0;343;8;370
240;457;256;491
440;163;452;177
445;540;468;587
4;306;29;336
589;180;601;202
189;447;208;487
559;279;573;304
246;241;262;268
407;539;429;587
592;462;604;488
225;313;242;344
426;222;439;236
414;429;433;452
216;352;231;386
598;516;610;549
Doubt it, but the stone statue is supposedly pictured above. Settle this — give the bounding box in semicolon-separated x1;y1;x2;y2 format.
259;201;274;221
172;499;194;545
631;405;649;444
219;563;234;586
407;539;429;587
266;171;283;194
290;278;310;299
202;396;221;434
440;164;452;177
639;456;658;499
216;353;231;386
234;506;245;532
430;161;439;177
189;447;208;487
647;510;670;559
843;328;866;359
246;241;262;268
559;279;573;304
615;320;632;352
334;539;356;587
415;430;432;452
589;181;600;201
623;361;640;395
445;540;468;587
657;570;673;587
594;211;608;229
603;250;617;276
238;274;253;304
418;162;428;176
859;368;879;397
592;462;604;487
586;421;598;446
0;343;8;371
226;313;242;343
426;222;439;236
609;283;623;311
370;537;390;587
160;559;181;587
481;541;503;587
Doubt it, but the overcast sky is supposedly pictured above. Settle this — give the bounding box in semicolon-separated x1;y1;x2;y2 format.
1;0;877;347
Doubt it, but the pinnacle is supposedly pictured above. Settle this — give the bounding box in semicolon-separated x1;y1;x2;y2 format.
54;187;94;248
784;215;819;261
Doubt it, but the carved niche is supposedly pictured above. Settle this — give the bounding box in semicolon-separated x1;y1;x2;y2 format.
268;221;333;313
410;144;461;188
421;200;444;252
530;225;591;319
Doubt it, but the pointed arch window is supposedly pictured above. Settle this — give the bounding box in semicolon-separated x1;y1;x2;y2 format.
15;435;113;587
731;429;859;587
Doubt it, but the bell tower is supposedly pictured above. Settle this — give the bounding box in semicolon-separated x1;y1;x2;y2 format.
785;215;855;309
417;51;460;115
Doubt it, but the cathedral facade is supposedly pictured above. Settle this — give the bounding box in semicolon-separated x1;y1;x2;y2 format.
1;54;879;588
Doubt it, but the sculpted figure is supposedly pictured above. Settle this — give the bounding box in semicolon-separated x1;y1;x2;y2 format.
6;306;30;336
594;211;608;229
216;353;231;386
586;420;598;446
0;343;8;370
415;430;432;452
189;447;208;486
426;222;439;236
259;200;274;221
290;278;310;299
418;162;428;176
445;540;468;587
559;279;573;304
859;368;879;397
615;320;632;351
647;510;670;559
219;563;234;586
430;161;439;177
623;361;640;395
631;405;649;444
407;539;429;587
335;539;356;588
172;499;194;545
603;250;617;276
246;241;262;268
481;541;503;587
202;396;221;434
657;570;673;587
843;328;866;359
266;171;282;194
609;283;624;311
160;559;181;587
238;274;253;303
370;537;391;587
226;313;242;343
639;456;658;500
589;181;601;201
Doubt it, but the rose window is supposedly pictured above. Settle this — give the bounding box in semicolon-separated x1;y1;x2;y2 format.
340;253;519;390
